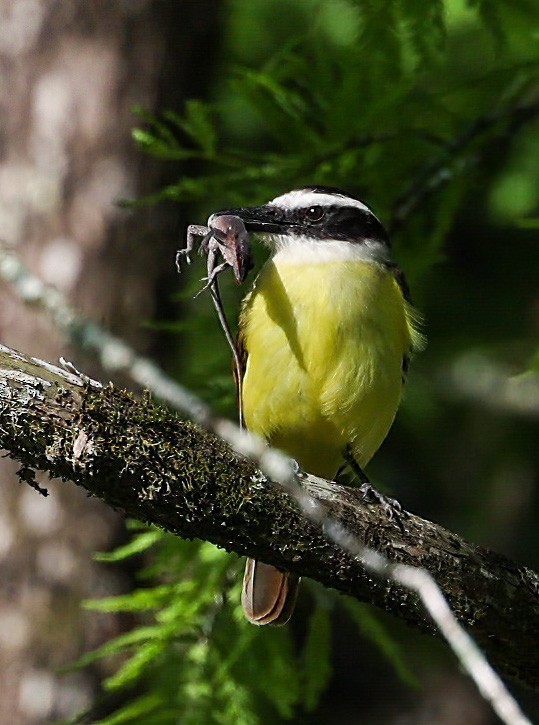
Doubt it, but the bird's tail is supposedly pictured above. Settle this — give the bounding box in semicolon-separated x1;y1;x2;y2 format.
241;558;300;625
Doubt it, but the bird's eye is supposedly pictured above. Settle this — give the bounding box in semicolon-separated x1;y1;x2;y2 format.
304;205;324;222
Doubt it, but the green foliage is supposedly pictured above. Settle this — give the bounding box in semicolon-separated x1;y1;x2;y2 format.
93;530;163;562
77;531;340;724
300;604;332;710
81;0;539;722
78;538;420;724
135;0;539;273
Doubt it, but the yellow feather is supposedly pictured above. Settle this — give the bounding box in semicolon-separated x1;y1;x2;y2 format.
240;257;422;479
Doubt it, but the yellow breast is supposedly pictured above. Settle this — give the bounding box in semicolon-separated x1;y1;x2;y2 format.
240;257;419;479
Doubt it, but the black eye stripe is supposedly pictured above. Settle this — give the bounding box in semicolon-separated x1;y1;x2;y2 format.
285;204;389;244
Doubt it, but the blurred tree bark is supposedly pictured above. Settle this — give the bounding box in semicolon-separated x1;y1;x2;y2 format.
0;1;219;722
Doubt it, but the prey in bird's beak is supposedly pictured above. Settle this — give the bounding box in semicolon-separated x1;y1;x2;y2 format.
176;213;254;289
203;214;253;285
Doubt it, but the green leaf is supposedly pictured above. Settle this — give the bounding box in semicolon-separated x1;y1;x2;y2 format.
94;530;162;562
301;604;333;711
232;68;322;150
104;640;167;691
166;101;217;156
85;584;189;613
69;625;164;670
94;694;163;725
132;128;198;160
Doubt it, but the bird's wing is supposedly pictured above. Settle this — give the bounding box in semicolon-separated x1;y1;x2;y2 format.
390;263;426;373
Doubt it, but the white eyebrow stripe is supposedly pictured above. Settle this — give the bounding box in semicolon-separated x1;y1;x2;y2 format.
269;190;371;213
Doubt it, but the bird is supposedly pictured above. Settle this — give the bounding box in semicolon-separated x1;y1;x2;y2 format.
208;186;424;625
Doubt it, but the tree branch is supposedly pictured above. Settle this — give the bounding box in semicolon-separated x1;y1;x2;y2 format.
0;344;538;693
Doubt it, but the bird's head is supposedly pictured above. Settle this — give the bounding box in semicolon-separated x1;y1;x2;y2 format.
208;186;392;263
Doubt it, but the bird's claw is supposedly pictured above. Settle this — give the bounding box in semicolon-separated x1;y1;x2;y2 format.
359;482;405;533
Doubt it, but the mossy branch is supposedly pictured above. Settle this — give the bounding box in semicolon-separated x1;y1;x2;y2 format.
0;344;538;691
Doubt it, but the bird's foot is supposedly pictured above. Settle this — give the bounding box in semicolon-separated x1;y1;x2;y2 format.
358;482;405;533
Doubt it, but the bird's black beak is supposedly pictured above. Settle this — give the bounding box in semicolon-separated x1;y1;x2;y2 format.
208;206;285;234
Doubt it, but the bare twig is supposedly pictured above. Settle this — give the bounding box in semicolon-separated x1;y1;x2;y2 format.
0;242;532;724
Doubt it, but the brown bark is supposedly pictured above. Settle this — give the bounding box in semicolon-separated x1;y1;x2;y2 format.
0;344;537;692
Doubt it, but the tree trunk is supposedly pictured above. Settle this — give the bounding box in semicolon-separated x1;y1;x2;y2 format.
0;2;219;721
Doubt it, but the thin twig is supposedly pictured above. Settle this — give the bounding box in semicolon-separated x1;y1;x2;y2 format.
0;240;531;725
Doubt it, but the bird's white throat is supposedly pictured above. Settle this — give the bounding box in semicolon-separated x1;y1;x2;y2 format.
270;235;391;265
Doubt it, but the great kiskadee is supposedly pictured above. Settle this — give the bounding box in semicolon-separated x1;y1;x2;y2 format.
209;186;424;625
